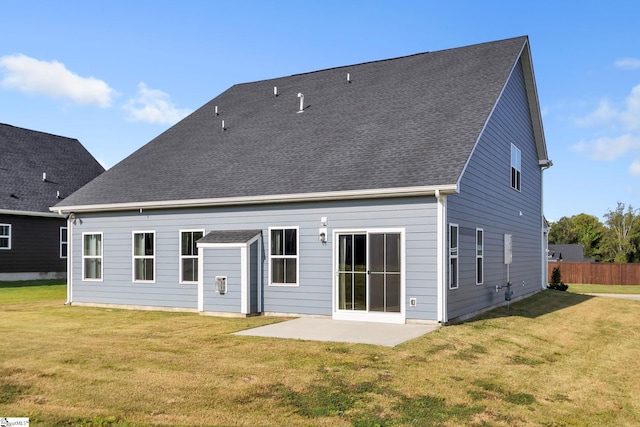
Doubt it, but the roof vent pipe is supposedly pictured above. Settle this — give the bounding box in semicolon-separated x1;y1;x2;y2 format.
215;106;219;116
42;172;46;182
221;120;226;131
347;73;351;83
297;93;304;113
274;86;278;97
56;190;61;199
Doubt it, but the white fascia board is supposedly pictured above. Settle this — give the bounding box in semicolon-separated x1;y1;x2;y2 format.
0;209;64;218
197;242;247;249
50;184;460;214
519;39;549;163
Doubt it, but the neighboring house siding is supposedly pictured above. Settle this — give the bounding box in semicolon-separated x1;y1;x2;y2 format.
446;60;543;320
69;197;438;320
0;214;66;274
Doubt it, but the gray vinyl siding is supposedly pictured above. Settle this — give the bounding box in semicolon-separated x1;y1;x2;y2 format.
0;214;66;274
69;197;439;320
446;59;543;320
202;247;241;313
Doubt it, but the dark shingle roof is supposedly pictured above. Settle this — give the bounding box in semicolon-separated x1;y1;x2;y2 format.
548;244;595;263
56;36;531;210
198;230;262;244
0;124;105;213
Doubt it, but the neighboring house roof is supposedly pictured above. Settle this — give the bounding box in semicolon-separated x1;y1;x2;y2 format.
0;123;105;215
54;36;548;213
548;244;594;262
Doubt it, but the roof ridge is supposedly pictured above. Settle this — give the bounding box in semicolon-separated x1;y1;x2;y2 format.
233;35;528;87
0;122;79;141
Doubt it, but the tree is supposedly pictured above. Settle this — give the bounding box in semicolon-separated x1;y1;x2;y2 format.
572;213;606;260
629;214;640;263
548;214;605;260
548;216;577;245
601;202;639;263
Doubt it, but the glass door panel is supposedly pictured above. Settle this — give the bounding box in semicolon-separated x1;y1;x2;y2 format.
338;233;367;311
368;233;401;313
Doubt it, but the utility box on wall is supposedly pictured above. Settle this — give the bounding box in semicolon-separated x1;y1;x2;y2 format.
215;276;227;294
504;234;513;265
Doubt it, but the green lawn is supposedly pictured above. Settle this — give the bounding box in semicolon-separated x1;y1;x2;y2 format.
566;283;640;295
1;282;639;426
0;279;66;303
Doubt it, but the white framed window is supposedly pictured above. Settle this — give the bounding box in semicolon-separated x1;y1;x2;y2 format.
476;228;484;285
269;226;299;286
511;144;521;191
449;224;459;290
0;224;11;249
180;230;204;283
82;232;102;281
133;231;155;282
60;227;68;258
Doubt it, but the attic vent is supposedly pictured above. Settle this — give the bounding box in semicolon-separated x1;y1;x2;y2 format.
274;86;278;97
297;93;304;113
347;72;351;83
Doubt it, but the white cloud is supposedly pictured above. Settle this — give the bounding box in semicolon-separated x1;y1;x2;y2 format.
575;99;618;127
630;159;640;176
0;53;115;107
614;57;640;70
620;84;640;130
572;134;640;161
123;82;192;125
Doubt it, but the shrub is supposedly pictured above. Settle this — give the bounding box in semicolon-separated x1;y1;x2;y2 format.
548;266;569;291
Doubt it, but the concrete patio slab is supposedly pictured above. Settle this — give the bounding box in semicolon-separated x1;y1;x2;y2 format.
234;317;440;347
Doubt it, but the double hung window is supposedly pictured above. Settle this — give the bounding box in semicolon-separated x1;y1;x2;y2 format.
476;228;484;285
449;224;459;289
133;232;155;282
270;227;298;285
511;144;522;191
0;224;10;249
83;233;102;280
180;230;203;283
60;227;68;258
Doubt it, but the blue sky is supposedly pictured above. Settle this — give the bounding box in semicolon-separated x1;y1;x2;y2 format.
1;1;638;221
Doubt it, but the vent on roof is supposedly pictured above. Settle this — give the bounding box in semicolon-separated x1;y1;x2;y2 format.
215;106;219;116
56;190;61;199
274;86;278;97
42;172;47;182
297;93;304;113
221;120;226;131
347;72;351;83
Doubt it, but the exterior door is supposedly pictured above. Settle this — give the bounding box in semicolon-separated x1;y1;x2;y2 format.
335;231;403;322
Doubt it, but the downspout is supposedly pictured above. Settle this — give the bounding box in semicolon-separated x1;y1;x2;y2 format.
540;161;553;289
63;212;73;305
435;190;448;323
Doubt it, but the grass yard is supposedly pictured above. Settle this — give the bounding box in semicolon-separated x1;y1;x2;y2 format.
566;283;640;295
1;283;639;426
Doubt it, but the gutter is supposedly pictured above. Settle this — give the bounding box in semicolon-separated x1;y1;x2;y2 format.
50;184;460;214
1;208;64;218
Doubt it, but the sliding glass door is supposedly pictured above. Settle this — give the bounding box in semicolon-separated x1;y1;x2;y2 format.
337;231;402;315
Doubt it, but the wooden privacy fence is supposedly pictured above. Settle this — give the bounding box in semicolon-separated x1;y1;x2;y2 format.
548;262;640;286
